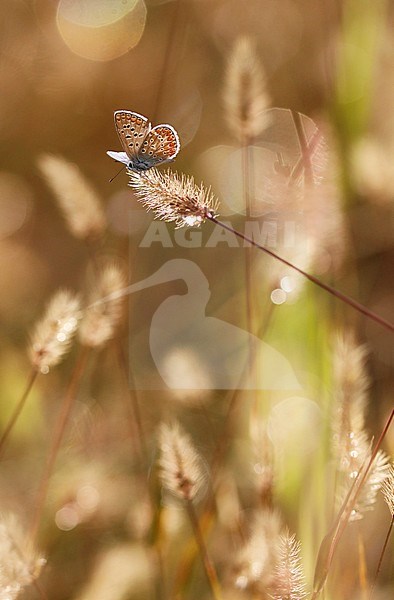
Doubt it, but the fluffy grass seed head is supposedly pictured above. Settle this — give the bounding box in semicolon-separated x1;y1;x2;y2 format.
79;262;127;349
332;332;369;470
272;530;307;600
128;167;219;229
224;36;271;142
350;450;390;521
38;154;107;240
333;332;369;430
0;513;46;600
330;332;389;519
381;462;394;516
29;289;80;374
334;434;390;521
158;421;207;502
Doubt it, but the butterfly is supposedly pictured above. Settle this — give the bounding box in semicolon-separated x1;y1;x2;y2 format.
107;110;180;171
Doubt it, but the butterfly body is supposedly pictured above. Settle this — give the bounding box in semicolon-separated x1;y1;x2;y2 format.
107;110;180;171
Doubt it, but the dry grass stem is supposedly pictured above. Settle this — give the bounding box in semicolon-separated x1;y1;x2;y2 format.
208;217;394;332
224;36;271;142
225;38;262;392
127;168;394;331
128;167;219;228
29;289;80;374
3;283;79;462
29;346;90;543
0;514;46;599
184;499;224;600
313;409;394;598
38;154;107;240
158;422;222;599
79;262;127;348
0;369;38;458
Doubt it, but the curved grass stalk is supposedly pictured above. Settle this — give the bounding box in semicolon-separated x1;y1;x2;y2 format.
311;409;394;599
207;216;394;333
29;347;91;543
0;369;38;458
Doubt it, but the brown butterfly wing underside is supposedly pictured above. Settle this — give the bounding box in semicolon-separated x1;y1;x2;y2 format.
114;111;151;160
139;125;180;168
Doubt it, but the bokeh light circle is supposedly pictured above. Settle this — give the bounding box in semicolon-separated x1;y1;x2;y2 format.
0;173;32;239
280;275;295;293
55;505;80;530
57;0;147;61
270;288;287;305
268;396;322;458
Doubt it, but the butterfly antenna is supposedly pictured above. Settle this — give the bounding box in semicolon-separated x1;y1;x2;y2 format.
109;164;126;183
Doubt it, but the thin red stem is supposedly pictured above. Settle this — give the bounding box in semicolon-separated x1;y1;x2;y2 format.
29;347;90;542
115;340;146;460
207;215;394;332
185;500;223;600
370;514;394;599
311;409;394;598
0;369;38;458
152;0;182;121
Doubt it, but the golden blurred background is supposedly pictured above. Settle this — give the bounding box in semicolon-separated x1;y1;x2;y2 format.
0;1;393;598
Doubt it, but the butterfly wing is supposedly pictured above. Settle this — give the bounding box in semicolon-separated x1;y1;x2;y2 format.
106;151;130;165
114;111;151;160
135;124;180;169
